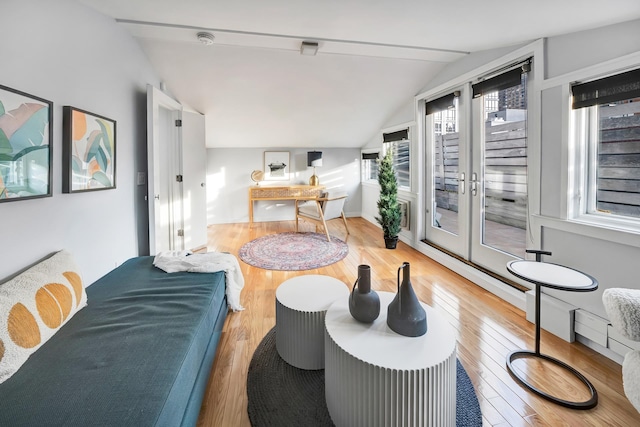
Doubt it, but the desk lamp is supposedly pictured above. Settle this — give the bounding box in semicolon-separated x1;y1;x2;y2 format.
307;151;322;186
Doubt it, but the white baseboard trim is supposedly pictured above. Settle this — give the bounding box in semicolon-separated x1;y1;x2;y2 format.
576;334;624;365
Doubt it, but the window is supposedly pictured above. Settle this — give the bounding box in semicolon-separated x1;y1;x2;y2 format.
383;129;410;189
361;152;379;182
572;68;640;222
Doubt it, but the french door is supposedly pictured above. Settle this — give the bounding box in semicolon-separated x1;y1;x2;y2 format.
425;62;531;275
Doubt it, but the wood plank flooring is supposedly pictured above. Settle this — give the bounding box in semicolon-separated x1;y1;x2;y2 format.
196;218;639;426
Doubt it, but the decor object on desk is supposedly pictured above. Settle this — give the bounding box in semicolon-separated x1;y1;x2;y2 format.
349;264;380;323
307;150;322;186
247;328;482;427
239;232;348;271
0;84;52;202
387;262;427;337
63;106;116;193
250;170;264;185
264;151;289;181
603;288;640;412
376;150;401;249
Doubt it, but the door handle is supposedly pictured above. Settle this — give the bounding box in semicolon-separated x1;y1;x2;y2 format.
459;173;465;195
470;173;479;196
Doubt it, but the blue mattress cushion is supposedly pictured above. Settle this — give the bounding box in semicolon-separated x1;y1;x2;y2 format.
0;256;227;426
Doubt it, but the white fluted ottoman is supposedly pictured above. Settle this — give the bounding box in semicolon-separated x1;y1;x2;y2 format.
325;291;457;427
275;275;349;370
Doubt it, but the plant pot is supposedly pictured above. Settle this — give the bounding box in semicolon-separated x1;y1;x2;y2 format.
384;236;398;249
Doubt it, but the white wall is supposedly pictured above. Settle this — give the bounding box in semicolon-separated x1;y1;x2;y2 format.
207;148;362;224
0;0;159;284
545;19;640;79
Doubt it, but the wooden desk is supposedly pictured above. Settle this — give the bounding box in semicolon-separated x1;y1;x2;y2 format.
249;185;325;224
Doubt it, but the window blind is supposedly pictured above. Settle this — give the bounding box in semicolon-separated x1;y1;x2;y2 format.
571;68;640;109
426;93;456;115
472;68;523;98
383;129;408;143
362;152;379;160
472;58;531;99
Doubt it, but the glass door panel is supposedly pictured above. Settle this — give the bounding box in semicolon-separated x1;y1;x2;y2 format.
424;91;469;258
480;75;528;259
433;104;460;234
471;69;530;271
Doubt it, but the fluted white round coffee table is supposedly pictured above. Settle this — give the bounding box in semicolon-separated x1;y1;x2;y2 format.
325;291;457;427
275;275;349;370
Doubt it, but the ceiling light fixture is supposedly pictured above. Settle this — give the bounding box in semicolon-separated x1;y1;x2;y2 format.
197;32;215;45
300;41;319;56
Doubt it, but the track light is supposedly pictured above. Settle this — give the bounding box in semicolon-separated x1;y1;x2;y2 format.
300;41;319;56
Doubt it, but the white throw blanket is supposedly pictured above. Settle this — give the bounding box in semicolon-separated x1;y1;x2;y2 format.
153;251;245;312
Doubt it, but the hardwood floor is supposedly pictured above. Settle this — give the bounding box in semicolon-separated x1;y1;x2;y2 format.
196;218;639;426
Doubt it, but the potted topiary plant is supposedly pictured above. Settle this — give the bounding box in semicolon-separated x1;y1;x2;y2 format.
376;150;402;249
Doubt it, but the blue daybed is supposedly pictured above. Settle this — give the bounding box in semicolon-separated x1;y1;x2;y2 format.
0;256;227;426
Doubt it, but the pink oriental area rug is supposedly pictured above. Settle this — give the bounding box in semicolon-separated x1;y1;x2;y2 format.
238;232;348;271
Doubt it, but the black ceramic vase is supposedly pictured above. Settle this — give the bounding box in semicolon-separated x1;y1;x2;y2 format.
387;262;427;337
349;265;380;323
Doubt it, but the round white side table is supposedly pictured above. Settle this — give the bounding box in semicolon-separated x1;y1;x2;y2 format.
325;291;457;427
275;275;349;370
506;255;598;409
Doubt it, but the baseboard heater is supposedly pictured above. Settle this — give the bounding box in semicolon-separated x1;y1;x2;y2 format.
525;290;576;342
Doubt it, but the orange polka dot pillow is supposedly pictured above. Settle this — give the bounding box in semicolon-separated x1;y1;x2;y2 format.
0;250;87;384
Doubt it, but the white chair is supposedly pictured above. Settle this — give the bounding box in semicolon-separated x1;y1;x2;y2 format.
295;191;350;242
603;288;640;413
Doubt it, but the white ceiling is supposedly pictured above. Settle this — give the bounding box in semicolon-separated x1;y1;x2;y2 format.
78;0;640;148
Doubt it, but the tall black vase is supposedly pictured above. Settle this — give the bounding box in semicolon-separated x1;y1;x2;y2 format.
387;262;427;337
349;265;380;323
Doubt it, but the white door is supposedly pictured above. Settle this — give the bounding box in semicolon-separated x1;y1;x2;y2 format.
424;89;470;258
147;84;183;254
181;111;208;251
469;65;531;274
424;62;532;276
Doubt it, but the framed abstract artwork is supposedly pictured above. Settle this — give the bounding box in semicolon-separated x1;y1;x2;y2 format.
0;84;53;202
63;106;116;193
264;151;290;181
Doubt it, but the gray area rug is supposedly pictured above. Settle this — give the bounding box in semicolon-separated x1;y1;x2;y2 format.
247;328;482;426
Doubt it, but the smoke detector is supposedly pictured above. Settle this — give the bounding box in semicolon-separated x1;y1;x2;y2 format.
196;32;215;45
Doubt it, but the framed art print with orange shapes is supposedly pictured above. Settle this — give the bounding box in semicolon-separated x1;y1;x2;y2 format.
62;106;116;193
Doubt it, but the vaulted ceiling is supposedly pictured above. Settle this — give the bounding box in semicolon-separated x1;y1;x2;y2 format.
78;0;640;148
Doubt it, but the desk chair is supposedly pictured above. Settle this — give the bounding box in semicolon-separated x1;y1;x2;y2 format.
295;191;350;242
